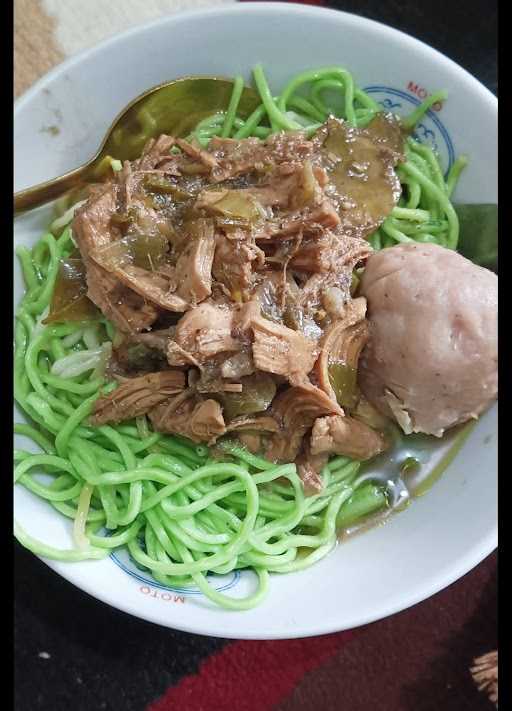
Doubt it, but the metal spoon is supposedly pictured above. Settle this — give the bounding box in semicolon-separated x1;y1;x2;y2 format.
14;76;259;216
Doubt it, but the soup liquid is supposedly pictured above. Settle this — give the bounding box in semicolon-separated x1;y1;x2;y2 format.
339;420;476;539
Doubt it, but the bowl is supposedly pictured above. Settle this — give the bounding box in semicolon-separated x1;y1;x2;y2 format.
14;2;497;639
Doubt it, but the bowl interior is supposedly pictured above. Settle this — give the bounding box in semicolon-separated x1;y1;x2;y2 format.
14;3;497;639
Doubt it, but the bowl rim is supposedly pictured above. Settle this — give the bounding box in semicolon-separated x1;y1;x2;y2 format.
32;523;497;640
14;2;497;111
14;1;497;639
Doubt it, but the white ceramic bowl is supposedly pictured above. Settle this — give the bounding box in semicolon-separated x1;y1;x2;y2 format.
14;2;497;639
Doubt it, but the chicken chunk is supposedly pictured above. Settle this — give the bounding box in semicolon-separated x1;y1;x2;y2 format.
91;370;185;425
167;303;240;366
266;383;342;461
310;415;386;460
250;315;319;384
149;397;226;444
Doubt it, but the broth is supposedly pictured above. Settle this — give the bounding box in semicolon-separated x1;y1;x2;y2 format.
339;420;476;539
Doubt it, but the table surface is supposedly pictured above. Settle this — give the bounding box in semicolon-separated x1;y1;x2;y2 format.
14;1;497;710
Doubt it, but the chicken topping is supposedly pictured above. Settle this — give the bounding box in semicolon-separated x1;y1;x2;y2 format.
251;315;319;384
91;370;185;425
72;113;408;474
149;396;226;444
310;415;387;461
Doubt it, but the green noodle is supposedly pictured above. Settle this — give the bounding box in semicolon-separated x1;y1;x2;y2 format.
14;64;467;610
221;75;244;138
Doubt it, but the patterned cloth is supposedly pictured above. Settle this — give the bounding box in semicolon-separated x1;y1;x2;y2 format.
14;2;497;710
14;0;235;97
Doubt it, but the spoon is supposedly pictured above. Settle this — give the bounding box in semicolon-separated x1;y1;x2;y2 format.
14;76;260;216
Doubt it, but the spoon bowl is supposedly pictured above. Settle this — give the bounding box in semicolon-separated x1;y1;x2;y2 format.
13;76;259;215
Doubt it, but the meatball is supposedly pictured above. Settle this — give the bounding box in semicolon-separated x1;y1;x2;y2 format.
358;242;497;437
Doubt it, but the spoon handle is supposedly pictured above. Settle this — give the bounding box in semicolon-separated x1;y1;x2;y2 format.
14;163;91;217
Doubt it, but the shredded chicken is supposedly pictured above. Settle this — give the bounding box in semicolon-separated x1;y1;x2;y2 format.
267;383;343;462
226;415;280;434
212;233;265;298
73;185;160;333
91;370;185;425
310;415;387;460
175;138;219;170
72;113;406;469
102;264;189;312
296;448;329;494
149;396;226;444
251;314;319;384
316;297;368;406
289;231;369;274
209;132;315;182
167;303;240;366
175;218;216;304
255;201;341;241
134;134;176;171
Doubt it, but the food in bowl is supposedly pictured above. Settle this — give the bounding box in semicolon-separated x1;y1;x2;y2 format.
359;242;497;437
14;65;497;610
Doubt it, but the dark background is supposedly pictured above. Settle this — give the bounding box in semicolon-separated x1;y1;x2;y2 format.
14;1;497;710
317;0;497;95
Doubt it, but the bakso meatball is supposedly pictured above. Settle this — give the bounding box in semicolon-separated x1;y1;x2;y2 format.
358;242;497;437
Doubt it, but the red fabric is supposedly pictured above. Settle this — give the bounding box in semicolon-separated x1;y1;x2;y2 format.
147;631;355;711
146;555;496;711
